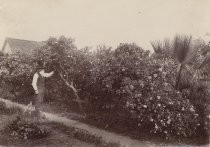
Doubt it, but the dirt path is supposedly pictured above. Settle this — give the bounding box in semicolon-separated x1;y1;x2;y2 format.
0;98;154;147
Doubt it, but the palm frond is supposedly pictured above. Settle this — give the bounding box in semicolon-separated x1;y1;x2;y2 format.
173;35;192;64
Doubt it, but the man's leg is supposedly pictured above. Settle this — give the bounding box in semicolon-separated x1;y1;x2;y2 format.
37;88;47;120
33;92;42;116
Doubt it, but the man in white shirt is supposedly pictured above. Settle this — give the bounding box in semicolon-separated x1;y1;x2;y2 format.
32;61;54;111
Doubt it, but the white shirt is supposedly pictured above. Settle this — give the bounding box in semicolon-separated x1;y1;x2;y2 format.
32;69;54;91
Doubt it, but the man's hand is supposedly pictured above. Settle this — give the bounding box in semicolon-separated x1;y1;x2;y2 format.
35;90;39;94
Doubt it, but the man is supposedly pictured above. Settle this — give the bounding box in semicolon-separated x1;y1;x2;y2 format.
32;61;54;112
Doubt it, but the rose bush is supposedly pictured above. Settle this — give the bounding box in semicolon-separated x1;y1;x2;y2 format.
124;60;200;139
85;43;201;139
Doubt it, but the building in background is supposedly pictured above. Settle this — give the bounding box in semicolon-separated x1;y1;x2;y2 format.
1;38;45;55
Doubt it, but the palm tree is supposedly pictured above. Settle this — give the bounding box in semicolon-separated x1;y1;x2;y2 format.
172;35;192;89
150;39;172;59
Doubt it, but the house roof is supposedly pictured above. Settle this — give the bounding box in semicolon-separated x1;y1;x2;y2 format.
2;38;45;54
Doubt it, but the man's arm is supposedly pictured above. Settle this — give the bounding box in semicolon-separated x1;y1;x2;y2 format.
40;70;54;78
32;73;39;93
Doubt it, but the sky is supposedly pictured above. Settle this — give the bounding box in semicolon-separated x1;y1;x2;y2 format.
0;0;210;51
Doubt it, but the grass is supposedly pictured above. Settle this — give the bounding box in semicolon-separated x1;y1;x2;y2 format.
0;117;95;147
45;121;121;147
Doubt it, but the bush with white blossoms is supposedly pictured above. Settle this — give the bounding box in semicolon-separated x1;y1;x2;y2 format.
85;43;201;139
123;58;200;138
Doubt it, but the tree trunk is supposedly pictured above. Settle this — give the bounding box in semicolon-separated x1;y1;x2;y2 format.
58;71;86;117
176;64;183;90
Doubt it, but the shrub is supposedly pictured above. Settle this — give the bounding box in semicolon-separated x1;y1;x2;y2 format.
0;53;35;101
0;101;22;115
85;43;201;139
4;116;50;140
0;101;7;113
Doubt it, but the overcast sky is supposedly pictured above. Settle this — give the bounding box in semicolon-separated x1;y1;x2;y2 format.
0;0;210;51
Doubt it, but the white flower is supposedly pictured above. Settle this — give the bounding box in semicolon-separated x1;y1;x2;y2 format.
181;107;185;111
157;104;161;107
155;124;159;129
194;114;199;117
137;93;142;97
164;82;168;86
158;68;163;72
154;74;158;78
169;102;173;105
126;101;131;107
148;76;152;80
143;105;147;108
157;96;160;99
190;107;195;112
167;118;171;124
150;118;154;122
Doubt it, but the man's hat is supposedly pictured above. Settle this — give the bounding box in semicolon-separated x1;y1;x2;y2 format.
36;61;45;69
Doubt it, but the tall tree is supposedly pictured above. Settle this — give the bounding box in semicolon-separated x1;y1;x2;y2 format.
172;35;192;89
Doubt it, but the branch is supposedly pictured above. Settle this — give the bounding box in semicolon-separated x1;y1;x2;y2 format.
57;68;86;117
58;71;77;92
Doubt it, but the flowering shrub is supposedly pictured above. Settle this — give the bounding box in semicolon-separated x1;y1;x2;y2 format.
124;62;200;138
4;116;49;140
85;43;202;139
0;101;22;115
0;53;35;100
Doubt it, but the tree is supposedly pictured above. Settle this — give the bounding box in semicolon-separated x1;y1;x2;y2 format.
172;35;193;89
150;39;172;60
34;36;91;116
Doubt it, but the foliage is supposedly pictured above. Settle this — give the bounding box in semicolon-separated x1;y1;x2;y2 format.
32;36;93;108
85;43;201;139
0;53;35;99
0;101;22;115
48;122;120;147
4;116;50;140
150;39;172;59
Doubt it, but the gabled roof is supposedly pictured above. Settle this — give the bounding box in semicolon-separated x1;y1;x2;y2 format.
2;38;45;54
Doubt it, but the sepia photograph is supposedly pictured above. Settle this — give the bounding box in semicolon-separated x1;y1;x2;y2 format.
0;0;210;146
